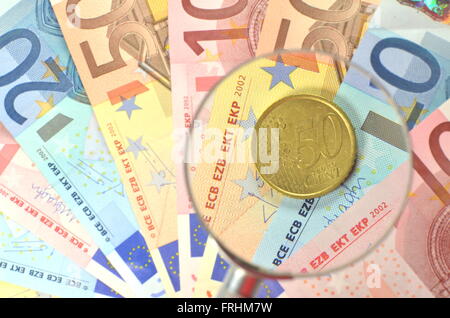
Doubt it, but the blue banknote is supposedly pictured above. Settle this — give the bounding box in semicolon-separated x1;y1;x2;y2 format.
0;214;119;297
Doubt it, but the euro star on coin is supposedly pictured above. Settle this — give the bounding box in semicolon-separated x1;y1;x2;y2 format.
255;95;356;199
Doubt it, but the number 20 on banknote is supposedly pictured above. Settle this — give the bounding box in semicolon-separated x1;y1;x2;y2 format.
0;29;72;128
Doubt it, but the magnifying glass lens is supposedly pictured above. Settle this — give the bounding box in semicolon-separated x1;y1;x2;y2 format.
185;50;413;278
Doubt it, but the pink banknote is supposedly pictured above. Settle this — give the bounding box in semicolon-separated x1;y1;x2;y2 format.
0;124;135;297
281;100;450;297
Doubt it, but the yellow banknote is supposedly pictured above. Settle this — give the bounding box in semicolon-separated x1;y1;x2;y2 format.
0;282;52;298
189;52;341;265
191;53;340;297
195;0;387;292
51;0;178;295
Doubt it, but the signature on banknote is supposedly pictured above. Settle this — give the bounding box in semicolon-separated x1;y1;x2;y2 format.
31;184;73;220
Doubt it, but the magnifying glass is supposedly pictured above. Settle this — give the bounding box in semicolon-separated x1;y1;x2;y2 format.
184;50;413;297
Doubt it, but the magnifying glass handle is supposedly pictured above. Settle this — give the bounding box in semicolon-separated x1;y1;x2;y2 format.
217;266;262;298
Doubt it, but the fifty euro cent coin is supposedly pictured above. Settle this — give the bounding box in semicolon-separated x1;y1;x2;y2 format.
255;94;356;199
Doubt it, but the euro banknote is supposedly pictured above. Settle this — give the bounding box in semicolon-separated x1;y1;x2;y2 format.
344;0;450;128
0;0;170;297
0;123;138;296
280;98;449;298
50;0;179;296
196;72;449;299
252;0;449;280
194;0;450;297
168;0;268;296
0;213;118;297
280;230;437;298
394;100;449;298
256;0;380;59
188;49;410;289
191;0;384;296
193;222;436;298
278;0;450;297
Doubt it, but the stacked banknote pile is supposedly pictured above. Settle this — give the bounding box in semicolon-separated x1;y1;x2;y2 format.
0;0;448;298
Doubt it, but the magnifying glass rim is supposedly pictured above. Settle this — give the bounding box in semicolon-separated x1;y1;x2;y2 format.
183;48;414;279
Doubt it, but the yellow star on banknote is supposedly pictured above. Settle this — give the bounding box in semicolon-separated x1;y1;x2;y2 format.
148;170;174;193
41;56;66;81
35;95;55;118
401;98;429;124
201;49;222;62
229;19;248;45
429;182;450;201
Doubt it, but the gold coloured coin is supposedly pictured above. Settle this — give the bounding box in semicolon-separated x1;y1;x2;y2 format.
255;94;356;199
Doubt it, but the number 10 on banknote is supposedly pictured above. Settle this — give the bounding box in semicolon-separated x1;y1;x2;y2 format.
50;0;179;295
